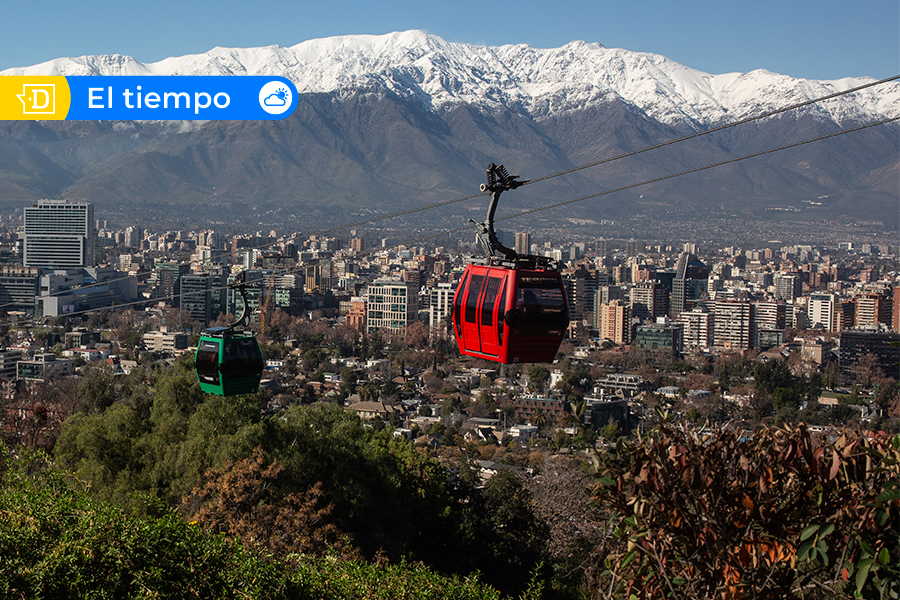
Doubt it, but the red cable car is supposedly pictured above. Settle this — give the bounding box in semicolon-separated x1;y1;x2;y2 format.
452;164;570;364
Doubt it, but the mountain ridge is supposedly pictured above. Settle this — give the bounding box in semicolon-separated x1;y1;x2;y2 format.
3;30;897;126
0;31;897;231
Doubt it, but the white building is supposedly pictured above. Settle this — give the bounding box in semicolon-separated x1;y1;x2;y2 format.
428;282;455;339
808;293;837;332
366;278;418;337
23;200;95;268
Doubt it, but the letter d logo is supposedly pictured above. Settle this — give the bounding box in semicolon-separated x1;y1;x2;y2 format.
18;84;56;114
0;77;70;120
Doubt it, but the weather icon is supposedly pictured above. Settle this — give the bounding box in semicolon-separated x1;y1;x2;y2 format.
264;87;289;106
258;81;293;115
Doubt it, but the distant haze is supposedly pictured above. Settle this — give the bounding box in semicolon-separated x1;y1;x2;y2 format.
0;31;897;232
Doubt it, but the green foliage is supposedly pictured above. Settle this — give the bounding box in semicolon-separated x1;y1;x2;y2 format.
0;444;505;600
48;358;561;598
75;364;118;413
454;468;549;597
754;360;822;408
599;423;621;442
527;365;550;393
0;445;291;599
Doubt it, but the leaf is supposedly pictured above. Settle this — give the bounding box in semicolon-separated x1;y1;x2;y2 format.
798;541;814;561
819;523;834;538
741;494;754;511
817;538;829;566
800;525;819;541
857;558;873;593
878;548;889;566
829;451;841;480
877;488;900;502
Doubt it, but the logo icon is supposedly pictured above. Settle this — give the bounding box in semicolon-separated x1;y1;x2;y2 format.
259;81;292;115
17;84;56;114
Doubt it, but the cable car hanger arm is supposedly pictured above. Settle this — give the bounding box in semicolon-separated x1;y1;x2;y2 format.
473;162;527;262
229;271;252;330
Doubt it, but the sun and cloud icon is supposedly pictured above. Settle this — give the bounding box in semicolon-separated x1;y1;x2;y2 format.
264;87;289;106
258;81;293;115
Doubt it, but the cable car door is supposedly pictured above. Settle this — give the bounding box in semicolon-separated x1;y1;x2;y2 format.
461;271;485;355
478;273;504;358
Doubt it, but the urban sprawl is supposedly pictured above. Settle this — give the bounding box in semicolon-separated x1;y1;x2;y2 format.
1;198;899;446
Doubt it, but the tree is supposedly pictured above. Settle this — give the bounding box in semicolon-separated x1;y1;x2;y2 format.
590;421;900;599
456;467;549;596
75;364;118;414
528;455;605;589
527;365;550;393
406;321;429;349
599;422;620;442
184;447;353;558
530;407;548;432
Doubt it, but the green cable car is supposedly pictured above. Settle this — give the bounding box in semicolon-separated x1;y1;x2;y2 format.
194;273;265;396
195;328;264;396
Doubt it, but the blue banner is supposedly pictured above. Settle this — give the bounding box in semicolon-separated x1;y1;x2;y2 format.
55;76;297;120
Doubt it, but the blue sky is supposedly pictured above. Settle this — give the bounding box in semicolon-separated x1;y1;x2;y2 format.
2;0;897;80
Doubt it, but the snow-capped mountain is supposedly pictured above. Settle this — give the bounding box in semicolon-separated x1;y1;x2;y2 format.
3;30;897;127
0;31;896;230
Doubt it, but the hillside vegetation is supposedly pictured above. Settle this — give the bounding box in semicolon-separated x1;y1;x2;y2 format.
1;354;898;598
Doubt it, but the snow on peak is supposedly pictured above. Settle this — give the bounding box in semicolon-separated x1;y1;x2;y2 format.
2;31;897;125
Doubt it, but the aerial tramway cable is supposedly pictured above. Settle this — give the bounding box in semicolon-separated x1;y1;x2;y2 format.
4;76;898;323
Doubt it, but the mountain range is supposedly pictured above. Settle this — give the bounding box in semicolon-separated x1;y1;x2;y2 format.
1;30;897;233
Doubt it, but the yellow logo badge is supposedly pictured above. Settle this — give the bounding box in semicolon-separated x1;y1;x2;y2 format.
0;76;70;120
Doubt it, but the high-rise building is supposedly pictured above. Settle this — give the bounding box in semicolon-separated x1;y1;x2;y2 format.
634;322;683;354
564;266;597;321
304;260;333;293
678;306;713;349
669;252;709;319
428;282;455;339
346;296;367;331
626;239;638;257
598;300;630;345
839;330;900;377
515;232;531;256
23;200;95;268
366;278;418;337
713;300;752;350
630;281;669;322
752;301;786;347
893;287;899;332
854;291;893;329
807;293;837;332
594;286;627;328
0;266;40;312
155;262;190;308
124;226;143;248
180;273;213;327
775;274;802;302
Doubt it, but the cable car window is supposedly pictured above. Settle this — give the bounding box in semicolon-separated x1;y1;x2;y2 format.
465;274;484;323
453;271;469;336
517;277;566;312
196;340;220;384
481;277;501;326
222;339;262;378
496;278;506;345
